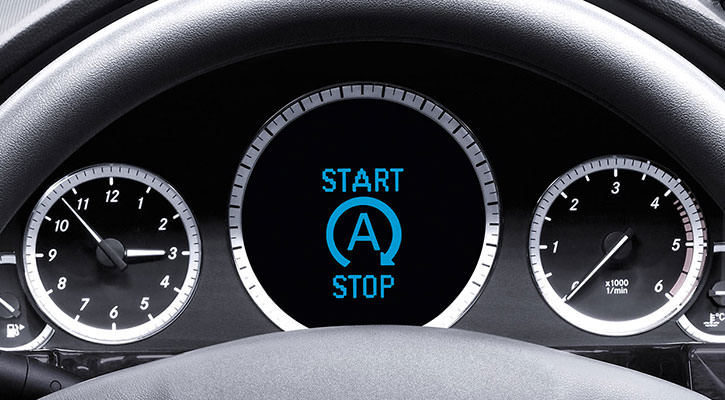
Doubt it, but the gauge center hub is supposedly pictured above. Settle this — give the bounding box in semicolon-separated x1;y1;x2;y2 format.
95;238;126;270
602;231;633;261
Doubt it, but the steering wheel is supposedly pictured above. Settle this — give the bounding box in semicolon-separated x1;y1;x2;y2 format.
42;326;702;399
0;0;723;398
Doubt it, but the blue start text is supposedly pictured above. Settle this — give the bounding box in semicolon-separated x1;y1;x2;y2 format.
322;168;404;193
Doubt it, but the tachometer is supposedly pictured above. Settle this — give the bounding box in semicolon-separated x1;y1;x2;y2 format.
229;83;500;330
529;155;707;336
23;164;201;344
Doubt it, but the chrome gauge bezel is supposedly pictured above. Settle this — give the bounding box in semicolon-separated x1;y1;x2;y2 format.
229;83;501;331
529;155;707;336
23;164;202;345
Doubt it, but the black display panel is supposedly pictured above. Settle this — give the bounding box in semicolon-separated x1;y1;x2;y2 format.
238;88;494;328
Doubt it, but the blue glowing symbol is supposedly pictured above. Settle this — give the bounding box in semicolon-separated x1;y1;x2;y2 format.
348;213;380;251
326;197;402;267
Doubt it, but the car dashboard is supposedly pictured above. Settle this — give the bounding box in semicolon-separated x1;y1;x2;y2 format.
0;1;724;399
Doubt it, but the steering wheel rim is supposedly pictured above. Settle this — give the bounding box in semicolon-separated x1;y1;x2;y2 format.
0;0;723;232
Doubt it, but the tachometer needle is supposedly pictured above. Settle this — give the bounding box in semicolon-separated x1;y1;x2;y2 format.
565;228;633;302
61;197;102;243
125;249;166;259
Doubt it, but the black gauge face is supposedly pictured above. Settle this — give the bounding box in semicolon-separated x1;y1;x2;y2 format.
529;156;707;336
229;83;501;330
0;256;53;350
542;170;685;320
23;164;201;344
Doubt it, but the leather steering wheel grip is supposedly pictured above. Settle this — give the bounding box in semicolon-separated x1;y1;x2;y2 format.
42;326;706;400
0;0;723;233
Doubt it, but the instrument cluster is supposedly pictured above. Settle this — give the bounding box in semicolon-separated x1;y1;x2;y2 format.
0;44;722;355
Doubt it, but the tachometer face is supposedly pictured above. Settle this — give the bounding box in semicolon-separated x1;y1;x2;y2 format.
229;83;500;330
529;156;707;336
23;164;201;344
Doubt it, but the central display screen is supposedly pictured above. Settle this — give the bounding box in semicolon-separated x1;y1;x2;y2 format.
229;84;500;329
